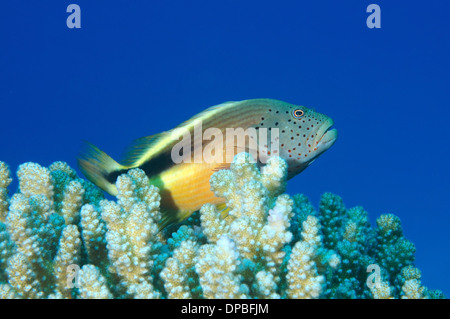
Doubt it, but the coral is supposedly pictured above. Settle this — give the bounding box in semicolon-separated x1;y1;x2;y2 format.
77;265;112;299
195;236;247;299
0;161;104;298
0;156;445;299
201;154;292;281
286;216;323;298
98;169;162;298
286;241;324;298
53;225;82;298
160;239;199;298
369;280;393;299
397;266;427;299
0;162;12;222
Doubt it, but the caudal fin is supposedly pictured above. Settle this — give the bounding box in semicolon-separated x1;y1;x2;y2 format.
77;141;127;196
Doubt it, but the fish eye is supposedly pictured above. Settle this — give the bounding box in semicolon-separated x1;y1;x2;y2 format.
292;109;304;119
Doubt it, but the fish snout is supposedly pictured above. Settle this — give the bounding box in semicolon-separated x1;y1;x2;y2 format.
313;119;337;154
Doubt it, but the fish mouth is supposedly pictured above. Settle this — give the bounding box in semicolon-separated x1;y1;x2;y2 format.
315;119;337;152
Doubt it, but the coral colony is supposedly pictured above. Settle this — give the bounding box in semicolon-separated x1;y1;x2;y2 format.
0;155;445;299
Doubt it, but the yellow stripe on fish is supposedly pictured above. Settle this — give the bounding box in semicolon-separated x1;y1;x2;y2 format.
77;98;337;229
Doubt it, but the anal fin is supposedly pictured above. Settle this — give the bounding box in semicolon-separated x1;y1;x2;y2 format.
216;203;231;218
158;209;193;232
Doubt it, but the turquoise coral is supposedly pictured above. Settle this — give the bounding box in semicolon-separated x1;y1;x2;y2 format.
0;158;445;299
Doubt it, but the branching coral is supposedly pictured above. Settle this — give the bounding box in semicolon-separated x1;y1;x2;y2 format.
0;162;12;222
0;161;103;298
286;216;325;298
161;239;199;298
194;154;302;298
195;236;247;299
77;265;112;299
98;169;163;298
0;157;445;299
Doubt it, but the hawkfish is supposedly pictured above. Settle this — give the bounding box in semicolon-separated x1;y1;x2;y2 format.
78;98;337;229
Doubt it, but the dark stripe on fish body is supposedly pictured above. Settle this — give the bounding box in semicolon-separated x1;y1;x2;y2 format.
107;150;176;184
106;169;128;184
139;150;176;178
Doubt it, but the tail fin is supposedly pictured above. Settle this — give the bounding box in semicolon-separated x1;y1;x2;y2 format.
77;141;127;196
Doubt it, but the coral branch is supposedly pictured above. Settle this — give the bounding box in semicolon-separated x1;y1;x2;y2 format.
0;156;444;299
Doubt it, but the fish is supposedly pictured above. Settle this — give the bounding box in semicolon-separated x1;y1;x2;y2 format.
77;98;337;229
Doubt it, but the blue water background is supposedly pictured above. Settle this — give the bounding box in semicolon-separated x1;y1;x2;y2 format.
0;1;449;295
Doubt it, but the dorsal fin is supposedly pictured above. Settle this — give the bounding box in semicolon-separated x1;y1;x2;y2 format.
121;132;168;167
121;101;241;168
174;101;239;129
121;101;240;168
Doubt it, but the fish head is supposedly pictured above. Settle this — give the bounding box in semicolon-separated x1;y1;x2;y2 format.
257;101;337;178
